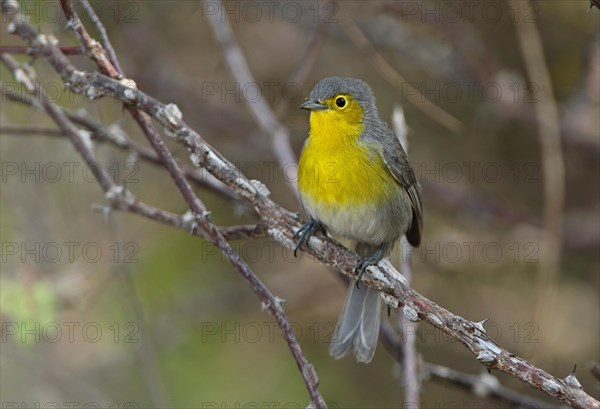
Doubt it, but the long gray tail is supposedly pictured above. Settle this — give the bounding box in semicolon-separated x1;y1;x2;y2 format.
329;282;381;363
329;242;386;363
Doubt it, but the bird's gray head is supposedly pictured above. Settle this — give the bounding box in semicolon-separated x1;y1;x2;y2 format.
300;77;378;118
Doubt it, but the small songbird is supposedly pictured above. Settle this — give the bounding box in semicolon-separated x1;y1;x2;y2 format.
296;77;423;363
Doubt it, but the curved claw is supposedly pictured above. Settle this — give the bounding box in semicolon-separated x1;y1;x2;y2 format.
355;247;385;289
293;220;323;257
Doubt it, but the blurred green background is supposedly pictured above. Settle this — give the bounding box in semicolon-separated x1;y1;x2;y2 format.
1;1;598;408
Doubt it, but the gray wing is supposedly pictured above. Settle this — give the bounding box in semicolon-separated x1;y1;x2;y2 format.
380;133;423;247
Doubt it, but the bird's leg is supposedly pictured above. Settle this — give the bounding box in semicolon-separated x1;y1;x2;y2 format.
356;245;385;288
293;219;325;257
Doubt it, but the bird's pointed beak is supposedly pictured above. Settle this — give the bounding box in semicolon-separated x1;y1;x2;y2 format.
300;99;328;111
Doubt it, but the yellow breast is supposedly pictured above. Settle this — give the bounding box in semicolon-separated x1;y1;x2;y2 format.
298;111;395;209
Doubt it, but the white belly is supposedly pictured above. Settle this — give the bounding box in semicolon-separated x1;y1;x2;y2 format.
300;191;411;246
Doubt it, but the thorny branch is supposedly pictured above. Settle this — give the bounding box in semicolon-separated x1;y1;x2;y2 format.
2;2;598;408
3;1;326;407
0;88;238;201
379;322;563;409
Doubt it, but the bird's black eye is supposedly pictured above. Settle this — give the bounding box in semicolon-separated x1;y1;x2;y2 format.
335;97;346;108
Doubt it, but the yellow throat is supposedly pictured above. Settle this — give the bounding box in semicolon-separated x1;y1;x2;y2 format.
298;107;395;208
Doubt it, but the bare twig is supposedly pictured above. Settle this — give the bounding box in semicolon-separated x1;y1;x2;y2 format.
424;362;563;409
0;88;239;202
338;7;463;134
206;0;299;199
60;0;121;79
1;53;115;193
80;0;124;75
392;106;420;406
3;3;598;408
275;21;329;119
0;45;83;54
219;223;268;240
379;321;562;409
0;125;64;136
511;0;566;353
60;1;326;406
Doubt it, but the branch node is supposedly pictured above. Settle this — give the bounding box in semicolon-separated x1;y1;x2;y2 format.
64;18;76;30
181;210;197;234
564;366;583;390
84;85;100;100
402;305;420;322
158;103;183;127
13;63;36;91
262;296;286;313
473;319;488;333
382;293;399;309
427;313;444;328
542;379;562;395
306;363;320;388
250;179;271;197
105;185;133;205
476;351;497;364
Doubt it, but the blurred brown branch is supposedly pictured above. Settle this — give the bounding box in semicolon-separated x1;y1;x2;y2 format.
393;106;420;407
2;1;326;407
0;45;83;54
379;321;563;409
338;6;463;134
2;1;598;408
206;0;299;199
0;88;239;201
511;0;566;356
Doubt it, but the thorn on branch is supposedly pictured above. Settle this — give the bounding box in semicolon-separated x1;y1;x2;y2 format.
476;351;497;364
564;366;583;390
120;78;138;102
402;305;420;322
104;185;134;206
182;210;213;235
250;179;271;197
427;313;444;328
473;319;488;333
382;293;399;309
262;296;286;313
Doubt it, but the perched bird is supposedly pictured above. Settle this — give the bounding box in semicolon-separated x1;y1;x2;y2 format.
296;77;422;363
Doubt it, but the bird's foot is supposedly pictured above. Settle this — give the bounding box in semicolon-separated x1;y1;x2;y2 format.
293;220;324;257
356;247;385;288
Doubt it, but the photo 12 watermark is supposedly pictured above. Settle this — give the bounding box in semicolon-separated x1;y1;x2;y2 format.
1;241;140;264
1;403;139;409
1;1;140;24
200;1;338;24
1;161;139;185
395;1;538;24
194;319;540;346
1;321;140;344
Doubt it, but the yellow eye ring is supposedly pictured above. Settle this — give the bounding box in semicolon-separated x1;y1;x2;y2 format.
335;97;346;108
